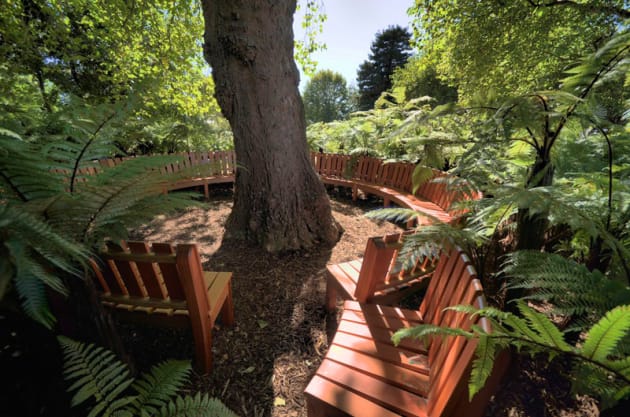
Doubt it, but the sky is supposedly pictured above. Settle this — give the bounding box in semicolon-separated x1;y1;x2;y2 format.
293;0;414;90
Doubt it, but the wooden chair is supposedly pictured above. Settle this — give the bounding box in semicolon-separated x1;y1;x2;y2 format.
306;248;510;417
326;232;435;310
89;241;234;374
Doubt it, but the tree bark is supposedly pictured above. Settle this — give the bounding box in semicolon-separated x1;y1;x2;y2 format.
516;152;554;252
201;0;341;252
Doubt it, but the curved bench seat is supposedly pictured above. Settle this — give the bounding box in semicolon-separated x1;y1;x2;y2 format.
73;151;479;223
169;174;235;199
351;180;456;225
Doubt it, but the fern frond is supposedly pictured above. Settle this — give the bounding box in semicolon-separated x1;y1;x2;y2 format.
581;305;630;361
58;336;133;411
366;207;422;223
516;301;573;357
469;335;497;399
0;133;64;202
504;251;630;317
12;264;55;327
45;159;194;246
130;360;192;416
392;323;472;346
1;204;88;327
562;30;630;97
158;393;238;417
411;165;435;194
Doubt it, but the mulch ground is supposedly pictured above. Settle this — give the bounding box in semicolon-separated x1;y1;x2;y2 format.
1;186;618;417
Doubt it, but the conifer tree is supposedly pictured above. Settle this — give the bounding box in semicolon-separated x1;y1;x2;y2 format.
356;25;412;110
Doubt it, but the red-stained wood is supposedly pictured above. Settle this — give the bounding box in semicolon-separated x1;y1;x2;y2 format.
89;241;234;374
326;232;434;309
305;249;510;417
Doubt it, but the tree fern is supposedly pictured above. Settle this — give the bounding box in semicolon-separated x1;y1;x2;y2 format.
1;101;196;328
504;251;630;318
58;337;238;417
0;205;87;328
156;394;238;417
393;302;630;408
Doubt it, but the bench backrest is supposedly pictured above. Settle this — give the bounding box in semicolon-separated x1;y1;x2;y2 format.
414;171;482;213
90;241;211;332
415;248;489;417
353;232;435;302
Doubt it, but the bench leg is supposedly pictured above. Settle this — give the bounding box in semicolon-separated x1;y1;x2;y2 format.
203;184;209;200
352;184;358;201
220;282;235;326
191;321;213;374
325;277;338;312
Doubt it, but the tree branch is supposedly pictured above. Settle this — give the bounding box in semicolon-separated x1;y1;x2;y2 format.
548;44;630;153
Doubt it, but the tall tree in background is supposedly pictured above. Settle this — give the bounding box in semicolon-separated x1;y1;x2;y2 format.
201;0;341;252
303;70;351;124
356;25;412;110
391;57;458;105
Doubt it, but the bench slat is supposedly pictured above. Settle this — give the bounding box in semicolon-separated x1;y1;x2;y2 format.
326;344;430;396
314;359;429;417
152;242;186;300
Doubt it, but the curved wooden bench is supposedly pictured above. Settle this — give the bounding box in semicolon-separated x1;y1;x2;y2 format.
310;152;481;226
66;151;479;219
305;248;509;417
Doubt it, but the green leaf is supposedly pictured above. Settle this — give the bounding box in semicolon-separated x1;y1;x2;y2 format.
469;335;496;399
516;301;572;355
581;305;630;361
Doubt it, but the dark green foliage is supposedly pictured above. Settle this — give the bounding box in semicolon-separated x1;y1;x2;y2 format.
392;57;458;105
58;336;238;417
504;251;630;319
393;303;630;408
356;25;412;110
0;99;195;328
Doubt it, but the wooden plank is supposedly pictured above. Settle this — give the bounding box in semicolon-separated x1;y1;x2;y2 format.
175;244;213;373
305;375;405;417
354;238;396;302
314;359;428;417
325;344;430;396
106;242;146;298
327;261;361;300
330;331;429;372
152;242;185;300
335;319;425;353
126;241;168;299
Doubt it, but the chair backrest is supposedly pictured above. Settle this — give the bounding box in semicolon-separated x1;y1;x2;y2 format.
354;232;435;302
354;156;383;182
419;248;481;325
90;241;211;329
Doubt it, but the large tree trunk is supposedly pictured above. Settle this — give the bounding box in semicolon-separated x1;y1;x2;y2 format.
201;0;341;252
